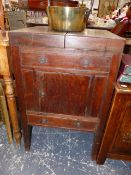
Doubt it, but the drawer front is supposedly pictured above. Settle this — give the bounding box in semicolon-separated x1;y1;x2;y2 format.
27;113;98;132
22;69;108;118
20;48;111;72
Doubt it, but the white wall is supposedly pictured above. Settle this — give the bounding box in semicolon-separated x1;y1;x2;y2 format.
93;0;99;9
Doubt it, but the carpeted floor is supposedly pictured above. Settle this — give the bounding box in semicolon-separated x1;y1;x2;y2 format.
0;125;131;175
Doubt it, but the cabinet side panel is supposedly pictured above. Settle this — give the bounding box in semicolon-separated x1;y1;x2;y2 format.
110;101;131;155
92;54;122;160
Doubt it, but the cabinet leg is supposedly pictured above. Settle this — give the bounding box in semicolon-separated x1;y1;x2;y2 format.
23;125;32;151
91;143;106;164
0;83;13;144
91;135;99;161
96;157;106;165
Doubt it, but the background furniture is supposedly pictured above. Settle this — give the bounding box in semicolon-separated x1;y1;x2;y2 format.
97;83;131;164
0;82;13;143
0;0;21;144
6;11;27;30
124;38;131;55
9;26;124;160
0;31;21;145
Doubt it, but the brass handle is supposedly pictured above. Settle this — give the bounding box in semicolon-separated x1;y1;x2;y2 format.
39;58;47;64
76;121;81;128
42;118;48;124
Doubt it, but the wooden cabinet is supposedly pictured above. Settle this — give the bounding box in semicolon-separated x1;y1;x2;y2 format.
9;26;124;159
97;83;131;164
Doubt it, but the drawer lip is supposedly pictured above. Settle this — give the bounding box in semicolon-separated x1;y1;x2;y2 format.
20;48;112;71
27;111;99;132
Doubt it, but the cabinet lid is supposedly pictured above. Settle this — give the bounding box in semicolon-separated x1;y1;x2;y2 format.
65;29;125;51
9;26;66;48
9;26;125;51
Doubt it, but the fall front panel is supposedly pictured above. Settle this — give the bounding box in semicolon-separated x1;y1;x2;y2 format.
22;69;108;117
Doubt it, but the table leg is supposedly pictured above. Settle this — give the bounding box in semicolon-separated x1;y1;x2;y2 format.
0;83;13;144
4;77;21;145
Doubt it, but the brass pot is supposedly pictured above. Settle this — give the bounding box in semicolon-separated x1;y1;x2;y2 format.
47;6;89;32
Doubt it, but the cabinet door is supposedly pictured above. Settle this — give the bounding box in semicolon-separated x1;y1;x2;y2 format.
22;69;108;117
110;101;131;155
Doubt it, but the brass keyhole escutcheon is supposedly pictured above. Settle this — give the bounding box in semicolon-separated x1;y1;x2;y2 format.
39;58;47;64
42;118;48;124
76;121;81;128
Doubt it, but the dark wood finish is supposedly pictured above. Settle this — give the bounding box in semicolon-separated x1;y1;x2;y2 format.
97;83;131;164
28;0;48;10
50;0;79;7
126;5;131;19
28;0;78;9
20;47;111;72
27;112;98;132
21;69;108;116
9;26;125;157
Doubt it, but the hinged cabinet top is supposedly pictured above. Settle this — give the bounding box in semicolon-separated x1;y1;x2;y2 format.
9;26;125;52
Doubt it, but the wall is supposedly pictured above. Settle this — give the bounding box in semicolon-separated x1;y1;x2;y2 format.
118;0;131;8
93;0;99;9
84;0;131;9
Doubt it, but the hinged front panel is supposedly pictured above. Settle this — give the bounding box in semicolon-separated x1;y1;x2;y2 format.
22;69;108;118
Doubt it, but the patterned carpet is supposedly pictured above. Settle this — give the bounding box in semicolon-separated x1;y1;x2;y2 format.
0;125;131;175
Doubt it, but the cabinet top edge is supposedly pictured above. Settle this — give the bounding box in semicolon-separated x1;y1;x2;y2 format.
9;26;66;36
9;26;125;41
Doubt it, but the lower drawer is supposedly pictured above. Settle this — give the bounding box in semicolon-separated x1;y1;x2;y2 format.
27;112;99;132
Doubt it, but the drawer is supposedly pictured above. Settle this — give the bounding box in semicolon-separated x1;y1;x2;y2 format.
20;48;111;71
28;0;48;10
27;112;99;132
